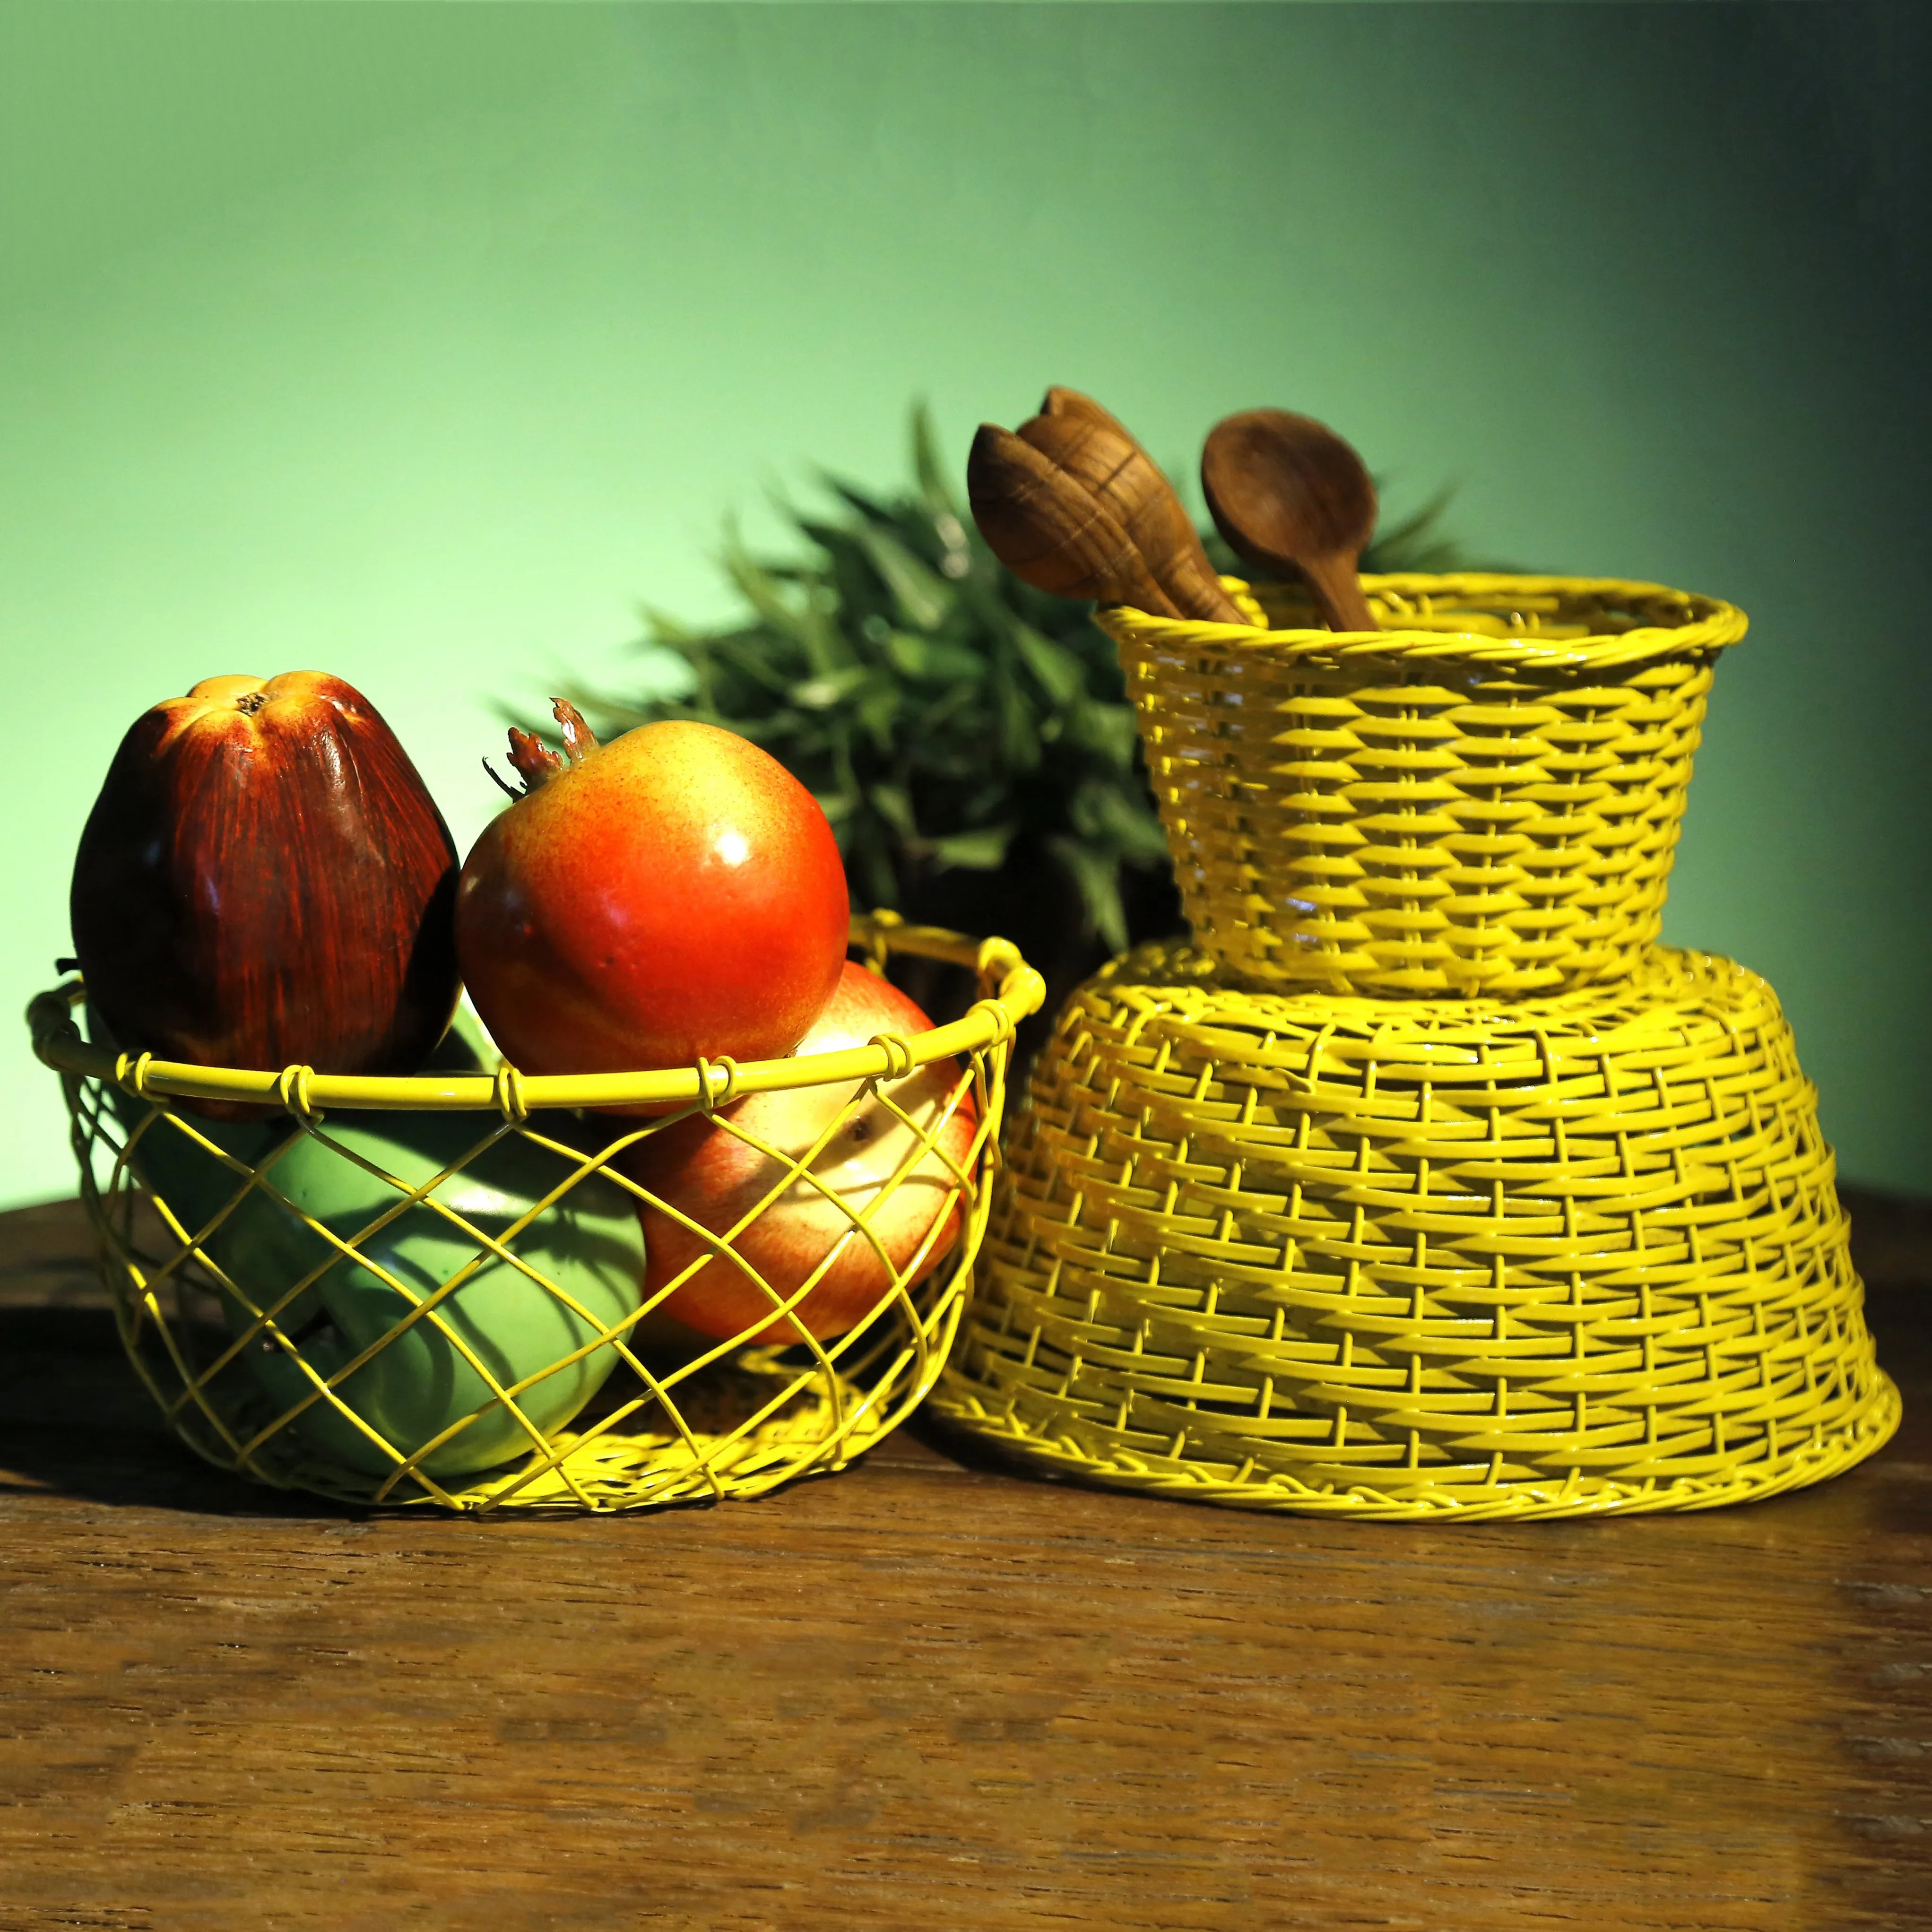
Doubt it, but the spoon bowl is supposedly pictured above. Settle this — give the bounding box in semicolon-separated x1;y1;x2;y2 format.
1201;409;1378;631
967;424;1182;616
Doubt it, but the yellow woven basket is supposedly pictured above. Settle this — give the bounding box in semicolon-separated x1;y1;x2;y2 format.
1109;574;1748;997
933;939;1897;1519
932;575;1894;1518
31;915;1042;1514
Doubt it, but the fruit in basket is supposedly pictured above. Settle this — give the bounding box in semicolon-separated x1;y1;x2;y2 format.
225;1112;646;1478
95;1001;493;1239
105;1018;646;1479
455;706;849;1102
70;673;460;1117
624;961;977;1345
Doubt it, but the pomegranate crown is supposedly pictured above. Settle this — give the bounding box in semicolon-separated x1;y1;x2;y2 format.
488;700;600;798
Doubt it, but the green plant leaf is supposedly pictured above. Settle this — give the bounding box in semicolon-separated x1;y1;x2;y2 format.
882;629;984;684
869;781;919;840
850;523;955;632
996;673;1040;772
929;824;1014;870
1064;701;1140;768
819;477;901;532
791;664;870;710
548;399;1487;971
1011;623;1086;706
1361;484;1508;574
1045;834;1128;953
855;679;898;754
1073;778;1170;865
910;401;959;517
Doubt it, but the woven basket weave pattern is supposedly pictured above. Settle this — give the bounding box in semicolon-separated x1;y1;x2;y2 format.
935;942;1896;1518
934;576;1893;1517
1108;576;1747;997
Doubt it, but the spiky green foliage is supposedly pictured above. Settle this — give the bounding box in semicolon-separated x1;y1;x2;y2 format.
565;406;1484;957
567;408;1167;953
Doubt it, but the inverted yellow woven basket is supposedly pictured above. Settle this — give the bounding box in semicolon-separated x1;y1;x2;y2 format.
933;940;1897;1519
1107;574;1748;998
32;914;1043;1514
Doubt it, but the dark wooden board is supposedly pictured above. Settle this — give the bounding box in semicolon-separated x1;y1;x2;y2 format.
1;1191;1927;1931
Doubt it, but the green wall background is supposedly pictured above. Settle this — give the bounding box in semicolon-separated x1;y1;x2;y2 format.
4;2;1927;1207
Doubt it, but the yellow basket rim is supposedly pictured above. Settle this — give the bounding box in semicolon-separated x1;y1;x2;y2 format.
1103;572;1747;674
29;912;1045;1117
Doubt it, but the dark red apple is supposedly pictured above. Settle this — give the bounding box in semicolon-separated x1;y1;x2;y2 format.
454;708;850;1096
624;962;980;1345
70;672;459;1112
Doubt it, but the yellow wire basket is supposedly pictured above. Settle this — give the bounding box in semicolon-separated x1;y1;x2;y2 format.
1108;574;1748;998
933;939;1897;1519
29;914;1043;1514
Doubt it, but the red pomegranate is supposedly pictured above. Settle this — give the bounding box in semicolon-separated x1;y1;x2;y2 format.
455;708;850;1097
625;962;979;1345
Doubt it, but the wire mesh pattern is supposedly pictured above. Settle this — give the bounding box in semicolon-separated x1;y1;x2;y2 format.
1105;575;1749;997
933;939;1897;1518
30;916;1042;1513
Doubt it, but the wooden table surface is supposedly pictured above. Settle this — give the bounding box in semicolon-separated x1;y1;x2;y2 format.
2;1187;1927;1932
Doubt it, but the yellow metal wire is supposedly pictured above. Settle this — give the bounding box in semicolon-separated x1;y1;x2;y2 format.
1105;574;1748;998
43;919;1037;1117
933;939;1897;1519
31;914;1043;1513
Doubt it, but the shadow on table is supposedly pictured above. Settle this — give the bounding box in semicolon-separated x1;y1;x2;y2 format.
0;1300;365;1518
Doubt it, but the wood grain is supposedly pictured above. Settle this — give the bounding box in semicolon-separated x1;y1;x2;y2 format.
1019;392;1245;624
1;1191;1927;1930
1201;408;1378;633
965;425;1183;618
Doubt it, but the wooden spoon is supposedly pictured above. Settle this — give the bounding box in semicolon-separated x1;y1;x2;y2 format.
1200;409;1378;631
1019;389;1247;624
966;424;1182;617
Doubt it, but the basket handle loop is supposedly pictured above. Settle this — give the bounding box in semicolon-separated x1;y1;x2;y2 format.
859;907;902;977
693;1055;741;1114
493;1061;531;1125
114;1050;156;1101
967;997;1018;1048
869;1031;916;1082
275;1063;321;1126
975;935;1022;988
